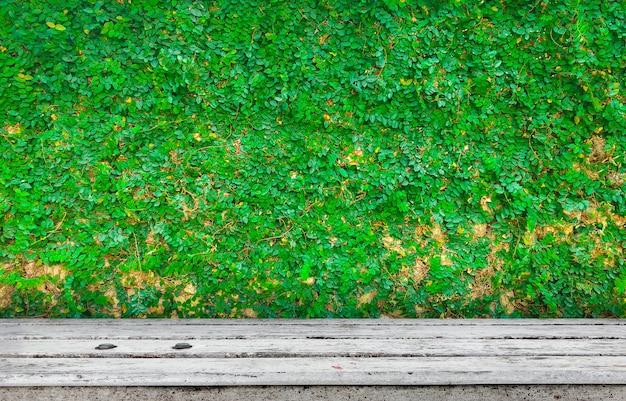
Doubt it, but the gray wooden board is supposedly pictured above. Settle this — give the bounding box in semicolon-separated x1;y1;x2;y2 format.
1;319;625;386
1;338;624;358
3;356;626;386
2;319;625;340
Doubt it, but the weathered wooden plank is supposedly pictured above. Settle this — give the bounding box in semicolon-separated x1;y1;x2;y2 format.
2;319;625;340
2;356;626;386
2;320;625;388
4;385;626;401
2;338;624;358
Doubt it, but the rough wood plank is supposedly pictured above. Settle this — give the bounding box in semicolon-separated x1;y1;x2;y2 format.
2;356;626;386
2;319;625;387
2;338;624;358
2;319;625;340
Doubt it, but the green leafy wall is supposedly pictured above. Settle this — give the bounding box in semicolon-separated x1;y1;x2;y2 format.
0;0;624;317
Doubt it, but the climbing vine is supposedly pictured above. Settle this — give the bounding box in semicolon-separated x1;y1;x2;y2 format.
0;0;624;317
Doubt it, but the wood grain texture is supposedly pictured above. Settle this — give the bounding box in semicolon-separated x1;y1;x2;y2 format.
1;319;625;386
3;356;626;386
2;338;624;358
2;319;625;340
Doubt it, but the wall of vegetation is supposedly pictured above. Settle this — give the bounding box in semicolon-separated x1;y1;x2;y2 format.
0;0;624;318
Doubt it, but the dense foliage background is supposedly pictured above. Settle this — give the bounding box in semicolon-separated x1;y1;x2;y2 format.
1;0;624;318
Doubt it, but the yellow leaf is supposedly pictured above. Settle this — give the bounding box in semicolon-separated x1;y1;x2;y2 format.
54;24;66;31
491;6;498;11
400;78;413;86
46;21;56;28
516;37;522;44
5;123;22;134
50;114;58;121
84;29;90;34
357;290;378;308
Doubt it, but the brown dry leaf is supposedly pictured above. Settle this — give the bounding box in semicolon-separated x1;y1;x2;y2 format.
145;229;156;246
440;252;454;267
413;224;429;247
382;235;405;255
379;310;404;319
104;286;122;318
43;264;69;279
21;261;42;278
174;282;197;304
146;301;165;316
0;285;15;309
414;304;428;316
480;196;493;213
121;270;157;289
500;290;516;314
4;123;22;135
610;212;626;228
572;162;599;180
471;223;489;239
329;236;338;247
588;135;607;163
20;260;67;279
169;149;181;165
469;265;496;300
411;258;430;284
345;147;364;166
430;222;447;245
563;200;624;230
357;290;378;308
607;171;624;188
241;308;258;318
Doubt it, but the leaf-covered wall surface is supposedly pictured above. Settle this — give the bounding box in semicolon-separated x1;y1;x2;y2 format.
0;0;624;317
